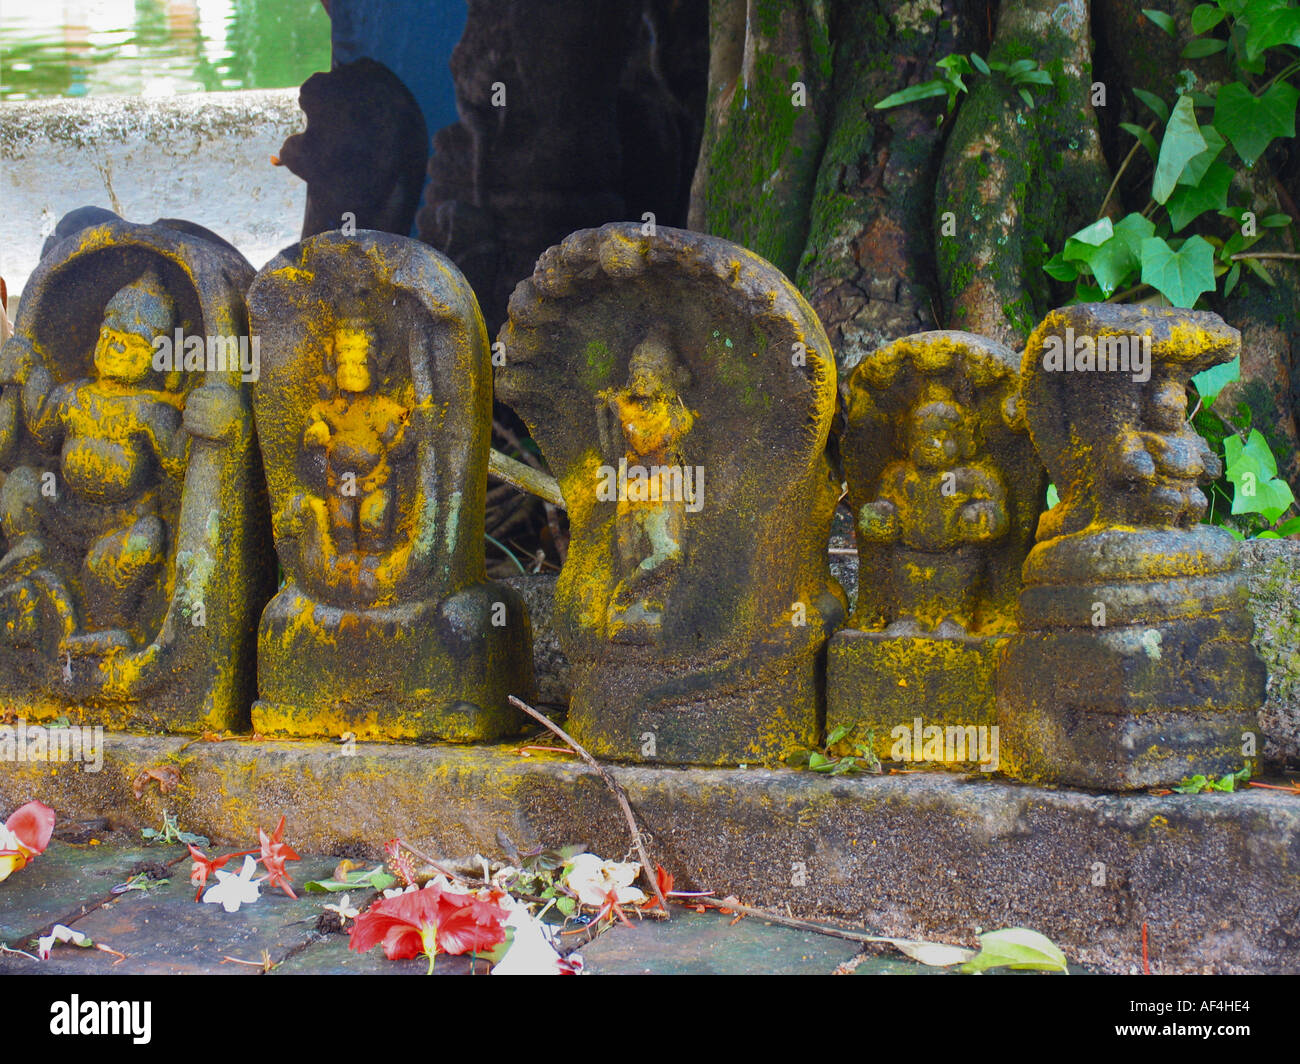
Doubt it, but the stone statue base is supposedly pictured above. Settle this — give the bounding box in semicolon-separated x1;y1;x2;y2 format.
252;582;533;742
998;527;1266;789
566;642;823;766
826;630;1006;772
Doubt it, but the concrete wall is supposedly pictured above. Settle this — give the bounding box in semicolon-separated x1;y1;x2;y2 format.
0;89;307;303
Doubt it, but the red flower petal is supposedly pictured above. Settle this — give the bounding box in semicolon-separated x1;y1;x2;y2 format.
5;801;55;855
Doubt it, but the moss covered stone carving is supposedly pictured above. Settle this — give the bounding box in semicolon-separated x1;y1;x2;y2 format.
827;331;1043;770
497;223;845;765
998;303;1267;789
0;217;274;731
248;231;532;742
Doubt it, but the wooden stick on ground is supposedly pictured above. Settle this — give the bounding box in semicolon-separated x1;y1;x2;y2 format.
508;695;670;917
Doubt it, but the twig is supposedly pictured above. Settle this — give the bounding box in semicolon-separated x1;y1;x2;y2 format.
1098;119;1157;221
488;448;564;509
691;896;924;948
508;695;670;917
395;840;493;890
1230;251;1300;261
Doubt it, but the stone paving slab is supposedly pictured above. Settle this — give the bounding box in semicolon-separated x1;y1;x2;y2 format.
1;852;337;975
0;838;172;944
271;931;487;975
581;909;866;975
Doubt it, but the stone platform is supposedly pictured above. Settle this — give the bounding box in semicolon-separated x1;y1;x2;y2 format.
2;733;1297;973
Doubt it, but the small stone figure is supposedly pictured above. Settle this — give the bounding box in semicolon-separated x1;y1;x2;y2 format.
827;332;1043;771
497;223;845;766
248;231;532;742
0;214;273;732
857;384;1010;636
998;303;1266;789
596;330;697;641
301;319;413;559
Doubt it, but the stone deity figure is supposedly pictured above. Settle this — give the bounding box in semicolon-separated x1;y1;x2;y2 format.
301;319;413;557
596;331;697;639
0;270;187;653
856;384;1009;636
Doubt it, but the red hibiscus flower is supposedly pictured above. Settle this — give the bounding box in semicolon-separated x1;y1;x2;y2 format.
349;883;508;974
258;815;300;898
0;800;55;884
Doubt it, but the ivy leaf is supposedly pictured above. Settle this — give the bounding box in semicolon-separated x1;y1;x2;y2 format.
876;80;949;109
1062;217;1114;257
1134;87;1170;123
1177;125;1226;185
1067;213;1154;295
1165;159;1234;230
1143;8;1178;36
1154;94;1208;202
1225;429;1297;521
1191;3;1227;32
1043;252;1081;281
1120;121;1160;159
961;928;1069;974
1183;37;1228;57
1242;0;1300;59
1140;235;1216;306
1214;80;1299;166
1191;353;1241;402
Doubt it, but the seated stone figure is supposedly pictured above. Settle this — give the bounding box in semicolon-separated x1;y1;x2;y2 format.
0;270;186;654
0;214;271;733
857;384;1009;637
248;231;532;743
827;332;1042;771
597;331;697;642
284;319;414;600
999;303;1267;790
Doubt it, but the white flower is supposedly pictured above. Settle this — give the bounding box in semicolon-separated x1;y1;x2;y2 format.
202;855;263;913
37;924;90;960
562;853;647;908
491;896;565;975
381;882;420;899
323;894;360;921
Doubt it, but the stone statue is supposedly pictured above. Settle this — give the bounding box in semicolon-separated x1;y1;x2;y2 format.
596;329;697;641
0;215;273;731
998;303;1266;789
827;331;1043;770
248;231;532;742
497;223;846;766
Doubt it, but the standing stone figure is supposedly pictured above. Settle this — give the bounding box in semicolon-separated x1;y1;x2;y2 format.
497;223;845;766
248;231;532;742
0;216;273;731
827;332;1043;769
998;303;1266;789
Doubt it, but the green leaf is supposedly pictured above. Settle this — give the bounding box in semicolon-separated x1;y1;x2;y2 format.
1243;255;1277;285
303;866;398;893
1174;774;1211;793
556;896;577;916
1134;88;1170;122
962;928;1069;974
1120;121;1160;159
1183;37;1228;56
970;51;990;74
1213;80;1299;165
1191;3;1227;32
1154;94;1208;202
1165;159;1234;230
1067;213;1155;296
1191;353;1241;402
826;724;852;746
1261;212;1293;226
1223;261;1242;296
1043;252;1080;281
1062;217;1114;256
1018;87;1034;108
1045;483;1060;509
876;80;949;109
808;751;831;769
1242;0;1300;59
1226;429;1296;521
1143;8;1178;35
1139;234;1217;306
1177;125;1226;186
1271;514;1300;536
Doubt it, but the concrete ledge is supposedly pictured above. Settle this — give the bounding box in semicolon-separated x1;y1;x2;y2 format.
1;90;306;297
2;732;1297;974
